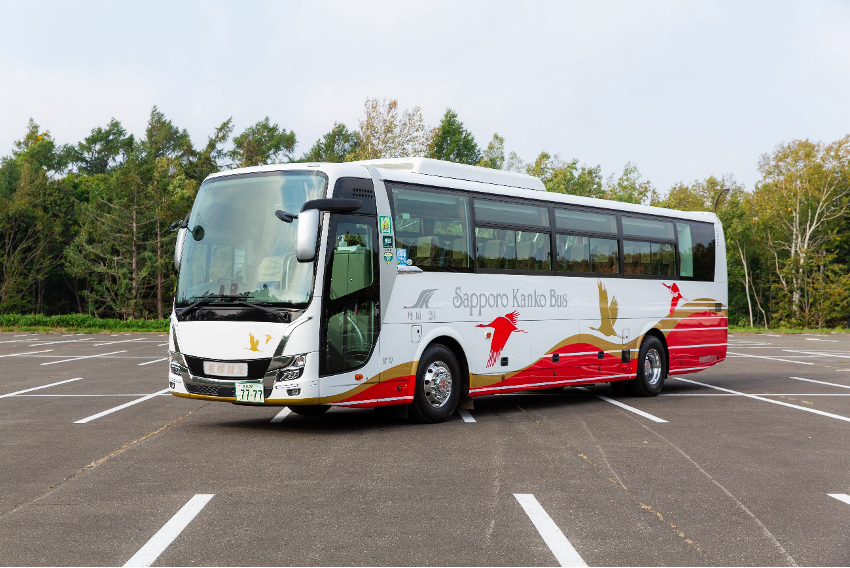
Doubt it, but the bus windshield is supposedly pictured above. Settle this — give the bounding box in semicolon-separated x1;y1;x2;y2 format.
176;171;328;309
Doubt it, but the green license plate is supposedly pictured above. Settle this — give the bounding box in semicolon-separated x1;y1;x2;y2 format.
235;382;264;403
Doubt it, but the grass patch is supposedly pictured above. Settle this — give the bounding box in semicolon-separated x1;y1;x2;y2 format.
0;314;169;333
729;325;849;334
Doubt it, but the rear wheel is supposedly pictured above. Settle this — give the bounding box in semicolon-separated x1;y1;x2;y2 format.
630;336;666;396
409;344;461;423
288;405;331;416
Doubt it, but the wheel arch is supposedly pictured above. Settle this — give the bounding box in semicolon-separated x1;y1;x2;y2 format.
641;327;670;374
416;329;471;399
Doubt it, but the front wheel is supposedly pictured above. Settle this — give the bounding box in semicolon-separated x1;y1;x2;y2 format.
409;344;461;423
629;336;667;396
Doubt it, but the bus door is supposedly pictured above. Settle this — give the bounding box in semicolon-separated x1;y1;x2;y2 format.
319;214;382;399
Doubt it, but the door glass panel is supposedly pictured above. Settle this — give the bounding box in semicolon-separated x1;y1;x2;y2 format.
322;216;379;375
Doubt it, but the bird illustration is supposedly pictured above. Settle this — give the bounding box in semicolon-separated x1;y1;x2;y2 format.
264;334;272;344
476;310;526;368
662;282;687;316
246;333;260;352
589;281;620;337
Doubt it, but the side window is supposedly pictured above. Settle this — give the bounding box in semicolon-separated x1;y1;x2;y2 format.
475;227;515;269
677;221;715;281
622;216;675;239
623;240;675;276
557;235;618;274
554;209;616;234
321;215;379;376
390;186;471;270
516;231;551;271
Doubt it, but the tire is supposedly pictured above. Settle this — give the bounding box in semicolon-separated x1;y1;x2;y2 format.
288;405;331;416
408;344;461;423
629;336;666;397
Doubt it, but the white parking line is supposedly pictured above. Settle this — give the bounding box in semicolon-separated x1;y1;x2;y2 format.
28;337;94;346
789;376;850;389
514;494;587;567
41;350;127;365
806;338;838;342
157;343;168;347
576;387;667;423
829;494;850;506
0;349;53;358
674;378;850;423
123;494;214;567
727;352;814;365
458;409;476;423
92;338;146;347
0;377;83;398
784;350;850;359
270;408;291;423
138;357;167;366
74;389;169;423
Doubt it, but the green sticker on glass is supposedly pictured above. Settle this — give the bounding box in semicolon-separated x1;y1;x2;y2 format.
379;216;392;234
383;251;394;265
383;236;393;249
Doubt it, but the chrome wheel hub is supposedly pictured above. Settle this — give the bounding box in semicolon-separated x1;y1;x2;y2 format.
423;360;453;408
644;349;662;386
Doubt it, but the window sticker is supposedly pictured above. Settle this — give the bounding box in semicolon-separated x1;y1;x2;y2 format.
396;248;407;266
383;251;394;265
383;236;393;249
380;216;392;234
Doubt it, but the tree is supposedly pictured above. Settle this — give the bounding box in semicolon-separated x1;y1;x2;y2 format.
298;122;359;163
603;162;656;205
754;137;850;326
67;118;134;175
526;151;604;198
182;118;233;183
478;133;505;170
427;109;481;165
229;117;296;167
351;97;427;160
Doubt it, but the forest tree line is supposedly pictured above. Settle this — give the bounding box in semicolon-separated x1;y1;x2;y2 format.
1;97;848;327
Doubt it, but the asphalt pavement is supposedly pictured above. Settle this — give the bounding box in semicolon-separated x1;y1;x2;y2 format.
0;330;849;566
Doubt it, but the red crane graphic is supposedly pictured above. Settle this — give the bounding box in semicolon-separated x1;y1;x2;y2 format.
476;310;526;368
662;283;687;316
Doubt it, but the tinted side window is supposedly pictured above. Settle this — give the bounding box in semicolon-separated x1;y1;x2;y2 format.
554;209;617;234
475;199;549;228
677;221;715;281
623;240;675;276
390;186;472;270
622;216;675;240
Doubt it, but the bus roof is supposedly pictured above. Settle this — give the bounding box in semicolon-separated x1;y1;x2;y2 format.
205;160;719;225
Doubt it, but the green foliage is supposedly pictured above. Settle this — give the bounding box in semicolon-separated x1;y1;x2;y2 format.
478;133;505;170
427;109;481;165
229;116;296;167
67;118;134;175
0;313;169;332
298;122;359;163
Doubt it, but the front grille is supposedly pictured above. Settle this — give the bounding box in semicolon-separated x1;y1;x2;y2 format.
186;384;273;399
184;355;270;380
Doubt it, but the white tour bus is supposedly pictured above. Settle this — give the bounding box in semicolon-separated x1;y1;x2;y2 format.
168;158;727;422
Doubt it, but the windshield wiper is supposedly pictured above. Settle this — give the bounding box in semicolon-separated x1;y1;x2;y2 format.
177;295;290;323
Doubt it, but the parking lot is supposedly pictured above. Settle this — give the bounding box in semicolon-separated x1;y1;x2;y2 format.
0;331;849;566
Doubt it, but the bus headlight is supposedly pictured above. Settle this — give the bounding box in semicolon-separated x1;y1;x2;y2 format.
268;354;306;382
169;350;187;376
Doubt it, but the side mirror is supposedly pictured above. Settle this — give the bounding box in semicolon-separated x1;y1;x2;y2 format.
174;227;187;270
296;209;320;262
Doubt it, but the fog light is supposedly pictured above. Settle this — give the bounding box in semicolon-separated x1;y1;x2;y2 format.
170;364;182;376
287;388;301;396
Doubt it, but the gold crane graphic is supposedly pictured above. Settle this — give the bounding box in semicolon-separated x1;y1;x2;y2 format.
246;333;260;351
589;281;621;338
264;334;272;344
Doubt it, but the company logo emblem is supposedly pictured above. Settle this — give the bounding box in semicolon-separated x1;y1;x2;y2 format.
662;283;687;316
405;288;438;309
383;251;394;265
477;310;526;368
590;281;620;337
246;333;260;352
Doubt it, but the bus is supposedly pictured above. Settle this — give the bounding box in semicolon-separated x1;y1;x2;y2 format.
167;157;726;422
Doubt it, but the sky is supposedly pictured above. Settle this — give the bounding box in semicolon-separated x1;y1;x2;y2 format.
1;0;848;193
